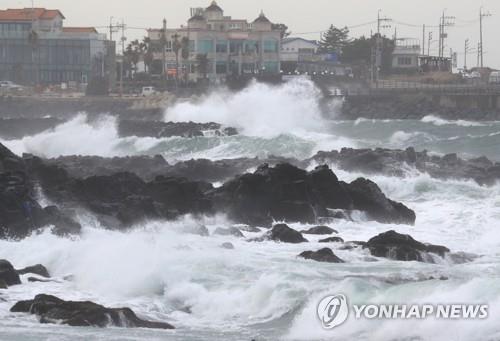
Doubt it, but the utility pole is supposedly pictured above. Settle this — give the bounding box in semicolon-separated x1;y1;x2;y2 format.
477;42;481;67
428;32;432;56
377;9;392;34
479;7;491;68
439;10;455;58
422;25;426;56
464;38;469;70
119;19;126;97
161;19;167;90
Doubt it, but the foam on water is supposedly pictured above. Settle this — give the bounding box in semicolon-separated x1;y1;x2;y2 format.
1;78;500;340
0;169;499;340
164;78;328;138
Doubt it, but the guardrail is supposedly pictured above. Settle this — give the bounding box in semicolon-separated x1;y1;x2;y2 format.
332;80;500;97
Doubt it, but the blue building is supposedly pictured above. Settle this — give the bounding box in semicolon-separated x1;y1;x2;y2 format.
0;8;115;86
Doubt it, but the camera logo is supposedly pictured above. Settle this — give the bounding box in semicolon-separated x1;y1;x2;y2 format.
317;294;349;329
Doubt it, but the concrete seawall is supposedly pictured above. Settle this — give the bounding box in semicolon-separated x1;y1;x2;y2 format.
340;93;500;120
0;95;177;120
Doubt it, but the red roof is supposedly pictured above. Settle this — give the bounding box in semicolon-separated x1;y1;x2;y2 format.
63;27;98;33
0;8;65;22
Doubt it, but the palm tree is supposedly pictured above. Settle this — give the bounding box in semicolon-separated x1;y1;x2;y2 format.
172;33;181;84
142;37;153;74
196;54;209;80
181;37;190;84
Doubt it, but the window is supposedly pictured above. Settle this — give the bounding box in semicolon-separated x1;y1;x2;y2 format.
245;41;258;53
263;61;279;73
198;39;214;53
165;41;172;52
216;61;227;74
397;56;413;66
229;40;243;53
263;40;278;53
216;40;228;53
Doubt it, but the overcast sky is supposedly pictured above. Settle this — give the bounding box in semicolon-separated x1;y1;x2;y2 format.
4;0;500;68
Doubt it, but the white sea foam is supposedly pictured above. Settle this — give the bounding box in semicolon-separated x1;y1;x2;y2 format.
421;115;487;127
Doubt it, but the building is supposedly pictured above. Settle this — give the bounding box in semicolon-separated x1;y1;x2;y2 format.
391;38;421;73
147;1;282;83
280;37;352;76
281;37;319;63
0;8;115;86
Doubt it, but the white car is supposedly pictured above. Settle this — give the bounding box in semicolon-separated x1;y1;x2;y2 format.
0;81;22;89
141;86;156;97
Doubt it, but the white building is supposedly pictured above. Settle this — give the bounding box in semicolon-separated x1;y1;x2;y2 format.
281;37;319;62
391;38;421;72
0;8;115;85
148;1;282;83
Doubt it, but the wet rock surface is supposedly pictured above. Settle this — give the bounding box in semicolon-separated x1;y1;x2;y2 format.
364;230;450;262
298;248;345;263
300;226;338;235
0;146;81;238
311;147;500;186
117;120;238;139
16;264;50;278
0;260;21;287
3;142;416;234
11;294;175;329
0;118;64;140
266;224;308;244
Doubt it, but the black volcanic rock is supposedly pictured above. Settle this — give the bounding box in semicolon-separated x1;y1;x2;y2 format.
0;260;21;286
209;163;353;226
267;224;308;243
364;230;450;262
16;264;50;278
319;236;345;243
22;146;416;229
299;248;345;263
0;118;63;140
117;120;238;138
11;294;174;329
311;147;500;186
0;146;81;238
345;178;416;225
301;226;338;235
213;227;244;238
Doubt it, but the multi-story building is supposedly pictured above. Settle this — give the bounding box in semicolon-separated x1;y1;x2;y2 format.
0;8;115;86
391;38;421;73
148;1;282;83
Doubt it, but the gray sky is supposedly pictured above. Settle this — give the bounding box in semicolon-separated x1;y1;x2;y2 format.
4;0;500;68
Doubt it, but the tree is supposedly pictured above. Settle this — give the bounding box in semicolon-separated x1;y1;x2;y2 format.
196;54;209;80
181;37;190;83
142;37;154;74
341;35;395;74
318;25;350;54
341;36;372;64
272;23;291;39
172;33;182;84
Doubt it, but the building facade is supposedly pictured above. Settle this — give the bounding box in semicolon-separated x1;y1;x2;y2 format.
281;37;319;63
0;8;115;86
391;39;421;73
148;1;282;83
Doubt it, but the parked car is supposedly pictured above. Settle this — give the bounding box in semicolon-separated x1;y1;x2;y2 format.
0;80;22;89
489;71;500;84
463;71;481;80
141;86;157;97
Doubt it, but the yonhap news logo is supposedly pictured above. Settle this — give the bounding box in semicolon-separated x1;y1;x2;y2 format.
317;295;349;329
317;294;489;329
